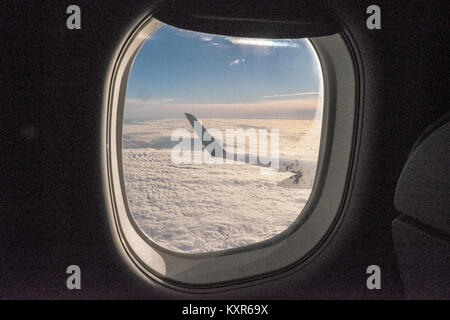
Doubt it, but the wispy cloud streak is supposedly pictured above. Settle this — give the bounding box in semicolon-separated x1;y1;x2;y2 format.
225;37;300;48
262;92;320;99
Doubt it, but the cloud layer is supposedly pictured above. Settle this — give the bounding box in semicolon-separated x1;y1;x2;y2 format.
122;118;320;253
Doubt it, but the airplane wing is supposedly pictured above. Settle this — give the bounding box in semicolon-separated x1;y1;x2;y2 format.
184;113;316;188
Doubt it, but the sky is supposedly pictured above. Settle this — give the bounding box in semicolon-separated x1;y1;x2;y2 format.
124;24;322;121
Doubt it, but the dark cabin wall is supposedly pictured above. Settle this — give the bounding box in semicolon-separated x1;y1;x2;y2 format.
0;1;448;299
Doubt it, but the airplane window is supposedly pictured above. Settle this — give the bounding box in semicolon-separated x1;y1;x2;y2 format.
122;23;323;253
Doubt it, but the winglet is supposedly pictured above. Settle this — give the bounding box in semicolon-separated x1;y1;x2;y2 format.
184;113;224;157
184;113;209;144
184;113;198;130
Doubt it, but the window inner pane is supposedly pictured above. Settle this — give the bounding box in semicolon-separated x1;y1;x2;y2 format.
122;24;323;253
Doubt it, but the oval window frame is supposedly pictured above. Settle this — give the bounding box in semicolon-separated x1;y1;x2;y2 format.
102;15;359;288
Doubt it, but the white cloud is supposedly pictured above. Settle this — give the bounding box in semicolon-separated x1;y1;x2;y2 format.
225;37;300;48
229;59;240;66
262;92;320;99
122;118;320;253
229;58;246;66
126;98;177;108
200;35;213;41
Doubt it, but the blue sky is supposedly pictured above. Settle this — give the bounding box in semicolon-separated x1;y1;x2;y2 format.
124;24;322;120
